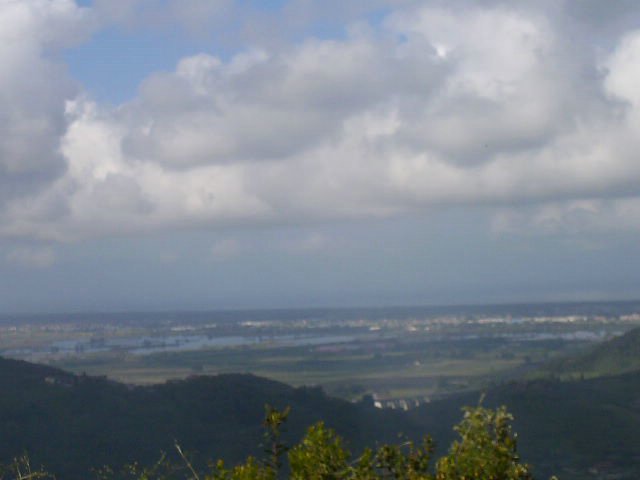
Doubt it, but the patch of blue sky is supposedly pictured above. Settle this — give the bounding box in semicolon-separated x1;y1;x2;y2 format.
286;5;393;42
64;0;287;104
63;27;210;104
243;0;289;11
366;5;395;28
64;0;395;104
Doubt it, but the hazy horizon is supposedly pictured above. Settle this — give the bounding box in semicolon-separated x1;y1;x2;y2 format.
3;297;640;318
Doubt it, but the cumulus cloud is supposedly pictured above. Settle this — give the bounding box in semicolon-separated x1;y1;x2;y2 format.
3;1;640;241
0;0;90;206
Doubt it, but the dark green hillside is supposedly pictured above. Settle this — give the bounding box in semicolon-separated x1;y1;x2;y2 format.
3;354;640;479
409;373;640;479
0;356;418;479
541;326;640;378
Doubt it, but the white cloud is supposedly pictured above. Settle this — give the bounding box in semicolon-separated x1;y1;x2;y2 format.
0;0;90;205
3;2;640;241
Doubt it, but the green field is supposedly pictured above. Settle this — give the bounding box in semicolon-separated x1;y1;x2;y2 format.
51;334;586;401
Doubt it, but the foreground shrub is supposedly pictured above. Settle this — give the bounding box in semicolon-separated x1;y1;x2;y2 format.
0;455;52;480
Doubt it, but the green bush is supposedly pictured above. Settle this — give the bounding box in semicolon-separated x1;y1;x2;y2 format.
0;455;51;480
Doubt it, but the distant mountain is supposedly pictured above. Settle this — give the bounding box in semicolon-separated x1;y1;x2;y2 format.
541;326;640;378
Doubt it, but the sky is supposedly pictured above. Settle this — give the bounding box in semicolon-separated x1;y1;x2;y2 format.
2;0;640;313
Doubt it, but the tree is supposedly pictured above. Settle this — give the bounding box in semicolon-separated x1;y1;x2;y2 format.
204;404;544;480
435;405;534;480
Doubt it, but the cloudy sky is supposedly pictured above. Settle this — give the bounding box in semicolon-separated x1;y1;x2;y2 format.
2;0;640;313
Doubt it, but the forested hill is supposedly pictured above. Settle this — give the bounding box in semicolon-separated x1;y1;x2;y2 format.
541;325;640;378
407;372;640;479
0;356;417;479
3;355;640;479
